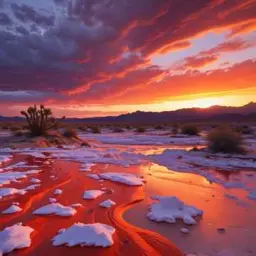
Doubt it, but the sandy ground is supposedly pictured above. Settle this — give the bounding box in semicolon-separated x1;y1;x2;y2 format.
1;130;256;256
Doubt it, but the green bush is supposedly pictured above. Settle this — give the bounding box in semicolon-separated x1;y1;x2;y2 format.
207;128;245;153
62;128;77;138
181;124;199;135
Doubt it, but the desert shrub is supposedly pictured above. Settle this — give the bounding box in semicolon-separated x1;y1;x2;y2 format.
90;126;101;134
207;128;244;153
181;124;199;136
62;128;77;138
13;130;24;137
136;127;145;133
125;125;132;130
234;125;254;135
154;124;164;130
10;126;21;132
1;125;9;130
21;105;59;136
171;124;179;135
113;127;124;133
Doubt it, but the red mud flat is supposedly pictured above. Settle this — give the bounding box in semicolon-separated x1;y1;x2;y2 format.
0;155;183;256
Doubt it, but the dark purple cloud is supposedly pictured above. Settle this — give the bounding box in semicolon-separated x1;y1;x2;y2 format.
0;12;11;25
0;0;255;109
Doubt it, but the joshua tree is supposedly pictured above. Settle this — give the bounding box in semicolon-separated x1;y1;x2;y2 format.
21;105;57;136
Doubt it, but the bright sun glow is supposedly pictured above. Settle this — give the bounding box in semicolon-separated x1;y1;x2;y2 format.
191;97;223;108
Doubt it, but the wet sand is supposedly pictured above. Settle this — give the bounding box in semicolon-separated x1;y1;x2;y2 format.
123;163;256;256
0;155;182;256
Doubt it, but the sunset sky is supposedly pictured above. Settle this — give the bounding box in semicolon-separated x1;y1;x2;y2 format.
0;0;255;117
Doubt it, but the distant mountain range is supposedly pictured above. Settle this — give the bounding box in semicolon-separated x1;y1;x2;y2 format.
1;102;256;124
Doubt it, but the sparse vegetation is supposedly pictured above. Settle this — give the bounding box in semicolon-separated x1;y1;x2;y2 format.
181;124;199;136
154;124;163;130
207;128;245;154
21;105;58;136
90;126;101;134
136;127;145;133
171;124;179;135
63;128;78;138
234;125;254;135
113;127;124;133
13;130;24;137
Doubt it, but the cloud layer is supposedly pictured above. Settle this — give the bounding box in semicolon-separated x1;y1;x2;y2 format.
0;0;256;116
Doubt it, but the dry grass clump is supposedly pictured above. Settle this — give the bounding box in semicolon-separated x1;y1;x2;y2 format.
234;125;254;135
207;128;245;154
181;124;199;136
90;126;101;134
171;124;179;135
136;127;145;133
113;127;124;133
154;124;164;130
62;128;78;138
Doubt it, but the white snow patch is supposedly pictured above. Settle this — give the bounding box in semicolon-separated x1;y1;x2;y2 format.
54;189;62;195
25;184;40;191
147;196;203;225
99;172;144;186
70;203;82;208
0;155;12;165
80;163;95;172
2;205;22;214
30;178;41;183
52;223;115;247
247;191;256;200
180;228;189;234
49;197;57;203
0;223;33;255
33;203;77;217
0;188;26;199
0;169;42;187
86;174;100;180
83;190;104;199
99;199;116;208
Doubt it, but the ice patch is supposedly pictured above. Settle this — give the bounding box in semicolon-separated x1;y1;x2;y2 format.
83;190;104;199
33;203;77;216
0;223;34;255
99;199;116;208
52;223;115;247
147;196;203;225
2;205;22;214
